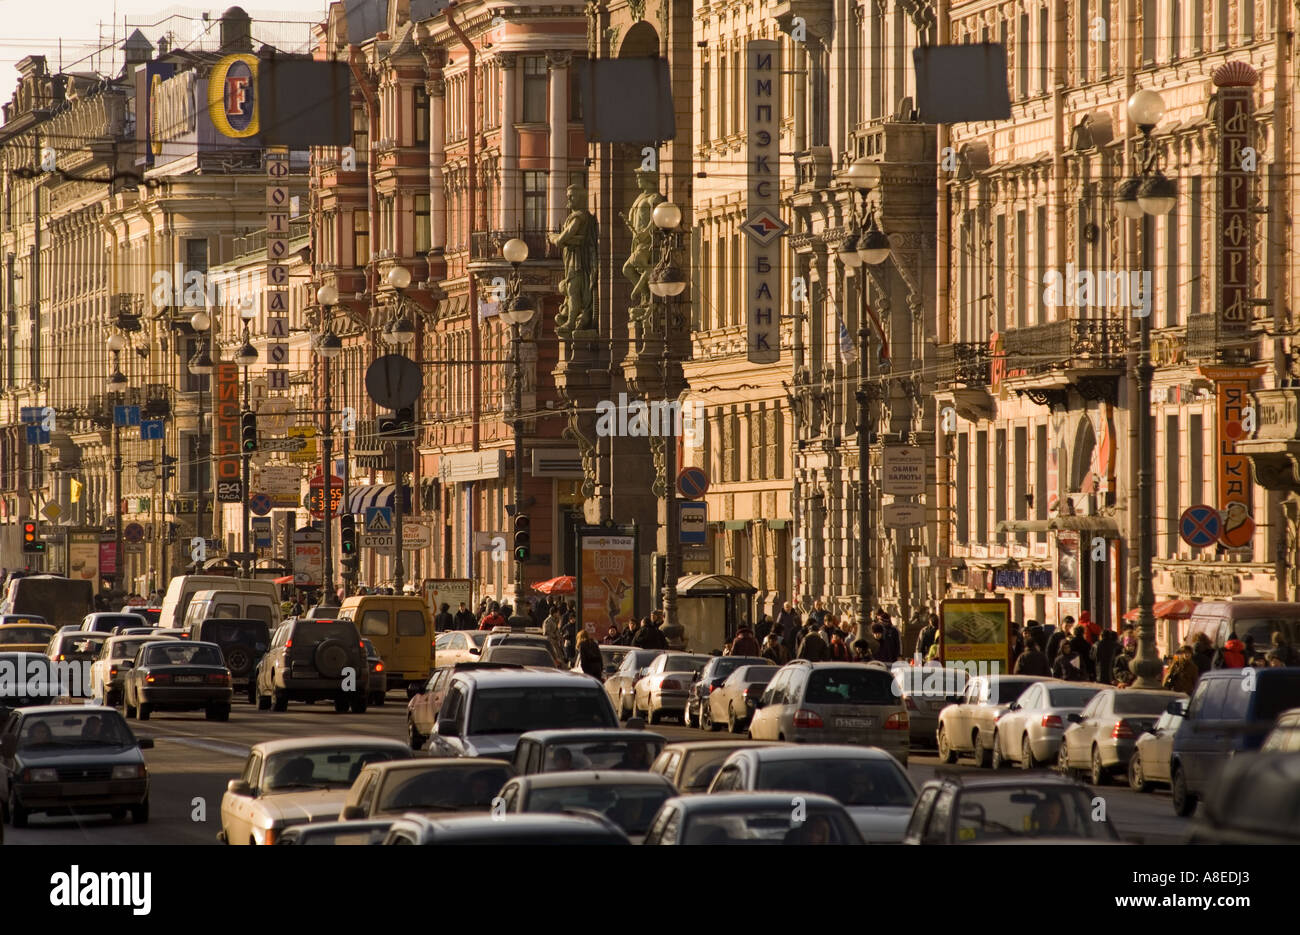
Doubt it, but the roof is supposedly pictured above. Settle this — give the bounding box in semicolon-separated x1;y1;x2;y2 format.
12;704;117;716
923;772;1083;789
722;744;902;763
365;758;511;775
390;811;625;839
452;668;599;689
674;573;757;595
250;735;412;756
659;739;777;753
518;729;665;744
665;791;845;813
509;770;676;790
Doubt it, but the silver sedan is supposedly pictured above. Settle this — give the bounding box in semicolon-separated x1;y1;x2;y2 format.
990;682;1106;770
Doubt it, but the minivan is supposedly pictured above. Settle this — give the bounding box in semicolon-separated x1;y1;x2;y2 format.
182;589;278;629
157;575;280;630
1182;601;1300;652
0;575;94;629
337;594;434;692
1168;667;1300;816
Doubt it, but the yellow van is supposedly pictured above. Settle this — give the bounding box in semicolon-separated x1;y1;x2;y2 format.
336;595;434;692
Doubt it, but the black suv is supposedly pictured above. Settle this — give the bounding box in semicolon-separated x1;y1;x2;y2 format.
186;618;271;704
255;618;370;713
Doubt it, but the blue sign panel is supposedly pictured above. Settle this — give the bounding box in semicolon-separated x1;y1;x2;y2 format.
679;502;707;545
140;419;165;440
114;405;141;427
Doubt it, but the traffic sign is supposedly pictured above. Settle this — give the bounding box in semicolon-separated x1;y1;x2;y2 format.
249;492;273;516
113;405;141;427
366;355;424;409
402;523;431;548
41;501;62;522
883;502;926;528
679;502;707;544
1179;505;1220;549
252;517;272;548
123;522;144;543
361;534;395;549
677;467;709;500
25;426;50;444
140;419;165;441
365;506;393;534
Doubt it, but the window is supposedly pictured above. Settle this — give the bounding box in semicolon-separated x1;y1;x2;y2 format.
1016;210;1027;327
1014;426;1028;543
1164;201;1179;326
1193;0;1205;52
352;106;368;162
1076;0;1090;82
1018;13;1030;98
522;56;547;122
1165;415;1179;557
995;429;1008;537
995;213;1006;332
1038;6;1048;93
414;86;428;145
976;431;989;542
956;433;969;543
1168;0;1180;59
414;193;431;254
1243;0;1255;41
1035;425;1048;540
1142;0;1156;64
397;611;426;637
1189;414;1204;505
1189;177;1201;314
1035;205;1047;323
522;171;546;232
700;59;710;142
185;432;208;495
1216;0;1229;48
360;610;390;636
352;209;369;267
1098;7;1110;77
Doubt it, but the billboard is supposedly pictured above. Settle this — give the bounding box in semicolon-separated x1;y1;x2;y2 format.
214;362;241;501
939;598;1012;673
577;528;637;637
424;578;473;619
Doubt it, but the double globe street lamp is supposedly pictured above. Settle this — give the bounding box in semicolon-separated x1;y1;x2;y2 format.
106;332;129;596
382;266;417;592
314;283;344;605
500;238;538;603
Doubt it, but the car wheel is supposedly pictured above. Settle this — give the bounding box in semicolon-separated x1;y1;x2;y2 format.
350;696;367;715
972;731;991;768
136;702;151;721
8;789;27;828
122;691;136;720
408;721;425;751
647;702;661;725
685;701;698;729
272;689;288;712
1128;753;1151;793
937;726;957;764
257;693;271;711
246;683;257;706
990;732;1005;770
215;706;231;722
333;696;350;713
130;800;149;824
1021;735;1037;770
110;807;126;822
1090;746;1109;786
371;693;386;707
1171;766;1197;817
727;706;740;734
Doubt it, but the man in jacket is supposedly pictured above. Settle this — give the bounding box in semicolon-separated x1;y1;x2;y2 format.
434;602;454;633
872;612;902;664
1068;626;1096;681
796;624;831;661
1190;633;1214;677
1046;618;1071;661
1091;629;1119;685
453;602;476;629
729;626;760;657
916;613;940;661
1013;637;1052;675
632;616;669;650
776;602;800;639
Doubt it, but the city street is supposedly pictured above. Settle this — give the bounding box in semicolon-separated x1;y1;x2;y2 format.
5;697;1192;845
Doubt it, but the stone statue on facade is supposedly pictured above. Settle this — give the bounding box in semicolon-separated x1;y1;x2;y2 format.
619;167;665;312
550;183;599;336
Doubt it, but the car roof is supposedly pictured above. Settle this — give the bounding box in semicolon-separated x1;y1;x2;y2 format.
394;812;625;834
921;773;1084;791
0;621;53;629
517;729;665;744
658;739;779;754
364;757;511;776
453;668;599;689
509;770;677;790
665;791;846;813
722;744;900;763
14;704;119;716
250;735;412;756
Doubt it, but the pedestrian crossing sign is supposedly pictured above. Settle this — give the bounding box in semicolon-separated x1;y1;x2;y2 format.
365;506;393;534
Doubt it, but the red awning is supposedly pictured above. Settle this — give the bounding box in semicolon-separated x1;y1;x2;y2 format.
1123;599;1198;621
273;575;294;585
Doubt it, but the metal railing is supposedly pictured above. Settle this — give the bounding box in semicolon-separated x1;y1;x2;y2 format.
1002;315;1126;375
232;217;311;258
469;230;559;262
936;342;991;386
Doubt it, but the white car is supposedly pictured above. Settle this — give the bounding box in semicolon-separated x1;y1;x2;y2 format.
433;629;488;667
89;633;180;707
989;681;1106;770
632;652;712;724
218;736;412;845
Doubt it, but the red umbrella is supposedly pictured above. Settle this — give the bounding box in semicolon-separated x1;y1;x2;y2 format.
1123;599;1198;621
532;575;576;595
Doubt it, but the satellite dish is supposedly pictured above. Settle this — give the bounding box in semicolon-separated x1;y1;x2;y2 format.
365;354;423;409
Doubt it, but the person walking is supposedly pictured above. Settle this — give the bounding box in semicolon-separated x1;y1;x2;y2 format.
632;615;669;650
543;608;563;657
454;602;476;629
1112;635;1137;687
1162;645;1199;694
871;615;901;664
1191;633;1215;677
796;624;831;661
434;603;454;633
754;613;774;644
728;626;760;657
1051;640;1087;681
915;613;940;661
577;629;604;680
1014;637;1051;675
1269;631;1300;666
850;639;873;663
1047;619;1070;661
1080;610;1101;645
1213;636;1246;669
761;631;788;665
1092;629;1119;685
561;613;578;665
776;601;800;638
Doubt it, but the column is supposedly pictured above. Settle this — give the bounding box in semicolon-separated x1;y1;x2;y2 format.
547;52;571;231
428;77;447;252
499;54;518;231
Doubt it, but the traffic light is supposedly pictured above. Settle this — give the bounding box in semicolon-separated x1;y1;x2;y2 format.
341;554;359;575
21;521;44;553
340;514;357;555
379;407;416;440
240;410;258;453
513;513;530;562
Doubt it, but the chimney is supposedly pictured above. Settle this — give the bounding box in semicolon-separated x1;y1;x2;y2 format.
220;6;254;53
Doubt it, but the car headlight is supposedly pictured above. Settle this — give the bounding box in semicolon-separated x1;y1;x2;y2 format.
25;768;58;782
112;764;145;780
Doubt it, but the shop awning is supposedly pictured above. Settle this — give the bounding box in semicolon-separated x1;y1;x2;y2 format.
346;484;412;515
995;516;1121;538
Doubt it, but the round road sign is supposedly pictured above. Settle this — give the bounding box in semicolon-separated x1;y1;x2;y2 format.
249;492;273;516
123;522;145;543
1179;505;1220;549
677;467;709;500
365;354;424;409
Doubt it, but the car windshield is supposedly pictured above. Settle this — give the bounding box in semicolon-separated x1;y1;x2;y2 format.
111;639;154;661
682;807;859;844
894;666;968;698
201;621;269;649
806;668;896;705
543;738;665;772
484;647;555;667
1045;687;1103;707
56;635;106;657
467;687;616;734
680;748;750;792
953;786;1118;842
0;626;51;644
19;711;136;748
263;747;408;792
755;758;916;807
377;765;510;813
1113;693;1180;715
527;783;672;834
144;643;224;667
662;654;709;675
87;615;143;632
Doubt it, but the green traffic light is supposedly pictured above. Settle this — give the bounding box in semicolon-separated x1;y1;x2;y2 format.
514;547;530;562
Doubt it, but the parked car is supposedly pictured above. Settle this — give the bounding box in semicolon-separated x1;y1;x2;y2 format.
0;653;58;707
184;618;270;705
80;613;148;634
336;594;434;692
889;663;968;749
275;819;395;845
362;639;388;706
749;661;910;765
1169;667;1300;816
649;739;776;794
0;705;152;827
219;736;412;844
1058;688;1187;785
423;668;619;759
1128;708;1185;792
255;617;370;713
706;664;778;733
935;675;1056;766
381;811;629;845
631;652;712;724
708;744;916;843
1187;751;1300;844
121;640;232;722
406;662;521;750
902;775;1121;844
1262;707;1300;752
643;792;864;845
607;649;666;720
572;644;633;681
497;770;677;842
511;729;666;775
990;682;1107;771
686;655;772;728
89;634;180;708
433;629;489;667
339;758;512;820
0;622;56;654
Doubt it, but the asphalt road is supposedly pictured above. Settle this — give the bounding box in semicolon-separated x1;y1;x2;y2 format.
5;699;1193;844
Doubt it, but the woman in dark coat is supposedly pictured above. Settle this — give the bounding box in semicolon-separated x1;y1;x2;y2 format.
577;630;604;680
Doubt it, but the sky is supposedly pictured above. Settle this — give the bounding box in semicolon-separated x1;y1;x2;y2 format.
0;1;333;97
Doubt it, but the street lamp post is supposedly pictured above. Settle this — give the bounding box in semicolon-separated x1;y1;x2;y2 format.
234;304;258;578
188;312;214;571
845;159;892;642
648;202;686;639
107;333;129;597
1116;89;1176;689
383;266;417;592
315;284;343;606
500;239;537;605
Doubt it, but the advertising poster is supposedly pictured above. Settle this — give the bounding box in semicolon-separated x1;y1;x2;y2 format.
939;598;1012;673
424;578;473;619
578;529;637;636
67;532;100;581
1057;530;1080;599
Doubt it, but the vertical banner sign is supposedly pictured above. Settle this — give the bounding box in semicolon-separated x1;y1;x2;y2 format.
215;362;242;501
744;40;785;364
577;529;637;636
1200;365;1265;548
1056;530;1080;599
1213;61;1258;344
266;146;291;393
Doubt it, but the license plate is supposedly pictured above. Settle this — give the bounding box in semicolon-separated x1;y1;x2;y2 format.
176;676;202;684
74;783;110;796
834;717;875;729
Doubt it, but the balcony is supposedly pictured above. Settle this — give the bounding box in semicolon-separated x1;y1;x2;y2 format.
795;147;832;193
936;342;991;388
232;218;310;259
1237;387;1300;494
998;315;1126;407
468;230;559;264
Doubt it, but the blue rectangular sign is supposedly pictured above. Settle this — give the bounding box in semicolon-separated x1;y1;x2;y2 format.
114;405;141;427
252;517;273;548
20;407;41;424
679;502;707;545
25;426;49;445
140;419;165;440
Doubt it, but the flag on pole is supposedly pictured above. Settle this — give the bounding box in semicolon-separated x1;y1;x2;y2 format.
838;316;858;365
